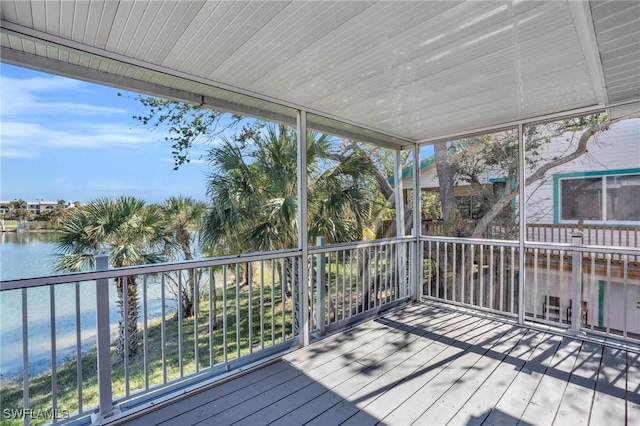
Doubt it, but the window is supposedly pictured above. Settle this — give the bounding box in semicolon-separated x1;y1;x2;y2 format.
559;172;640;222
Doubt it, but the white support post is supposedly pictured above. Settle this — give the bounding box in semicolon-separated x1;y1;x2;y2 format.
394;150;405;238
413;143;422;299
297;111;310;346
91;255;119;425
517;123;526;325
571;231;584;333
394;150;407;298
316;237;326;335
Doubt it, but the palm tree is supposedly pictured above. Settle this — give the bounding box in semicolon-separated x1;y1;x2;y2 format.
161;196;207;318
201;123;376;294
55;196;173;359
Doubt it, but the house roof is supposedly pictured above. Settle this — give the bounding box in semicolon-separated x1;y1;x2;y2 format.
1;1;638;148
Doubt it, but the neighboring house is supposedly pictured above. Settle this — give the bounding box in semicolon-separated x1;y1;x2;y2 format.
402;118;640;336
401;118;640;228
526;118;640;227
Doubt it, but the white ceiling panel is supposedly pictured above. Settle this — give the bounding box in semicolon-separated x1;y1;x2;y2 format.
590;0;640;105
1;0;639;145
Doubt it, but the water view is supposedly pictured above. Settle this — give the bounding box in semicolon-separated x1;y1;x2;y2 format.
0;232;174;378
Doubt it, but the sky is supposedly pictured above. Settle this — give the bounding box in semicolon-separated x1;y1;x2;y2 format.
0;63;212;204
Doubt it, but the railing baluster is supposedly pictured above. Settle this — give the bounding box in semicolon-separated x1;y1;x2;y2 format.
291;256;297;338
209;266;214;368
271;259;275;346
235;264;240;359
75;282;83;414
590;254;595;331
280;260;285;341
489;246;494;310
21;287;29;426
606;253;611;335
452;243;457;303
341;250;346;319
49;285;57;420
123;275;131;395
510;247;515;314
260;261;265;350
479;245;484;308
161;273;167;383
559;250;564;325
178;272;183;378
142;274;149;389
443;242;448;301
427;241;432;298
349;249;354;316
222;265;228;365
194;268;199;372
436;242;440;300
370;246;376;308
461;244;465;305
533;248;539;320
470;244;475;306
248;262;253;354
623;256;628;339
499;246;504;312
545;250;551;322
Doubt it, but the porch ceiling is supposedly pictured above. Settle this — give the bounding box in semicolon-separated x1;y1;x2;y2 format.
1;1;639;147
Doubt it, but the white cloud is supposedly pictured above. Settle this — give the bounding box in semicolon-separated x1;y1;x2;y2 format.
0;75;126;117
0;121;159;158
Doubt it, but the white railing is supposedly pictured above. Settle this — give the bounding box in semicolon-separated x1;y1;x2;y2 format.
421;237;520;318
0;237;415;425
3;233;637;425
421;234;640;346
308;237;413;335
0;249;302;425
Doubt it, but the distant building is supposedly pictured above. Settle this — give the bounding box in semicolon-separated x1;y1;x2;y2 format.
0;200;72;216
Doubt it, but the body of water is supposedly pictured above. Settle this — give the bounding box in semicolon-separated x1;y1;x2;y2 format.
0;232;175;379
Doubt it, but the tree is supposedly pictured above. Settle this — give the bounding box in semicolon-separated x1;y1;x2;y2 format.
13;209;32;222
54;196;174;359
123;94;243;170
198;123;382;331
161;196;207;318
200;123;377;292
432;114;618;238
426;114;627;305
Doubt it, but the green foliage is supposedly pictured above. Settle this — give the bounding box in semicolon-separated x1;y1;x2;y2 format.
201;122;378;254
126;94;243;170
54;196;174;272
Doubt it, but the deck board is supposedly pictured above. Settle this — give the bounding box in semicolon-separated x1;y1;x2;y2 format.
589;347;628;425
553;341;602;425
114;302;638;426
483;331;563;425
628;351;640;425
519;338;582;425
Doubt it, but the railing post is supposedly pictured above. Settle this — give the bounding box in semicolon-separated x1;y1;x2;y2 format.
91;255;119;424
410;227;417;299
570;231;584;333
316;237;326;335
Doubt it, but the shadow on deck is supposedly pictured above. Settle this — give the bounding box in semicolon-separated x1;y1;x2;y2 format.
112;302;640;426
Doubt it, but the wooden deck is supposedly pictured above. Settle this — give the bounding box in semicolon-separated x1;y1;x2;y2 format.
118;302;640;426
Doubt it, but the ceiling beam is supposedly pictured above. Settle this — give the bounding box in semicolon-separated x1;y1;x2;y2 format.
568;0;609;105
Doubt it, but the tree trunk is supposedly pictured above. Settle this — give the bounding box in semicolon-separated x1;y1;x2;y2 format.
116;275;139;359
434;142;461;236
